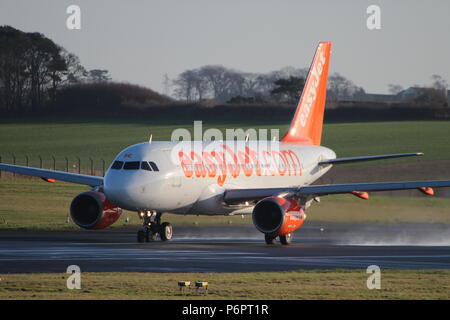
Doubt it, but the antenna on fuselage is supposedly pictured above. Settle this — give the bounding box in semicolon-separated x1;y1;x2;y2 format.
149;134;153;143
245;134;249;142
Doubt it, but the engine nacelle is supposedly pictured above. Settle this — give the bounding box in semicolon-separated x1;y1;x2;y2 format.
252;196;305;236
70;191;122;230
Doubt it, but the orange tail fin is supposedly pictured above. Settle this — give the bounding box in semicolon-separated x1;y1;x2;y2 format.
281;42;332;145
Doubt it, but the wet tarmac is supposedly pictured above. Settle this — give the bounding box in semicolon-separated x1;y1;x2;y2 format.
1;223;450;273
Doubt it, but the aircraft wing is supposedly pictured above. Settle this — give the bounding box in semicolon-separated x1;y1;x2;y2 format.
0;163;103;187
319;152;423;165
223;180;450;204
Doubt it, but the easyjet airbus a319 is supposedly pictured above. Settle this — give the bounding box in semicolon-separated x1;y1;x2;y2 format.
2;42;450;245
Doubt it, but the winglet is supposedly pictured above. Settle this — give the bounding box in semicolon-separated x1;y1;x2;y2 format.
281;42;332;145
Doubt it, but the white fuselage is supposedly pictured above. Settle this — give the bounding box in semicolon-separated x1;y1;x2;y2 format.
103;141;336;215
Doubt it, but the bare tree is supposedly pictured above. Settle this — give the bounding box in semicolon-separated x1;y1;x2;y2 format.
388;84;404;95
198;65;231;101
173;69;196;102
328;73;365;99
431;74;448;91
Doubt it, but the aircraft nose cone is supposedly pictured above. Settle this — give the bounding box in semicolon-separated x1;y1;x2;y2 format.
104;174;135;208
104;172;153;211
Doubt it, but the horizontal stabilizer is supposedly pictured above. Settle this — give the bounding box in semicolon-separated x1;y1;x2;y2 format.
319;152;423;165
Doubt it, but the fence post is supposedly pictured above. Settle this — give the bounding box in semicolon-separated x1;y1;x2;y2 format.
89;158;94;176
25;155;29;167
77;157;81;174
65;157;69;172
52;156;56;171
102;159;106;177
12;154;16;177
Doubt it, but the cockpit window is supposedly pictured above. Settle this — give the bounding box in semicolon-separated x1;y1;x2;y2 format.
123;161;140;170
149;161;159;171
111;161;124;170
141;161;152;171
112;161;159;171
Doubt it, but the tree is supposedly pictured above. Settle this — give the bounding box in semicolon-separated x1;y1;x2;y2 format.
173;69;197;102
60;50;87;85
388;84;403;95
270;76;305;103
171;65;366;104
87;69;111;82
0;26;89;112
327;73;365;99
431;74;448;91
413;87;447;106
198;65;231;101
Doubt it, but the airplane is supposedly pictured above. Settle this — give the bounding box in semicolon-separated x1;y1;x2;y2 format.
2;41;450;245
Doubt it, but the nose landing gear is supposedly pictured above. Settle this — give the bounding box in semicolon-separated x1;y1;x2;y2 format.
137;211;173;243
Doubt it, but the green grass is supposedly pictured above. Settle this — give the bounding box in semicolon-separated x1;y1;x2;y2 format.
1;178;450;230
1;269;449;299
1;118;450;229
0;118;450;170
323;121;450;161
0;178;252;230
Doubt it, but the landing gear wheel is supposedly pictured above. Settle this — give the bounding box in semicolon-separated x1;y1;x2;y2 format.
137;227;157;243
160;222;173;241
136;211;173;243
148;232;158;241
264;234;276;245
279;233;293;245
137;230;146;243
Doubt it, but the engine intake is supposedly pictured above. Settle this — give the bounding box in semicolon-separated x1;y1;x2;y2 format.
252;196;305;236
70;191;122;229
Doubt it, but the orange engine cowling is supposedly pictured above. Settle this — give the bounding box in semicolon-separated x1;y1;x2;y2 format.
70;191;122;230
252;196;305;236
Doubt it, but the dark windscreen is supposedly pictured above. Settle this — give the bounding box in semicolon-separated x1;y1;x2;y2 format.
123;161;140;170
111;161;124;170
149;161;159;171
141;161;152;171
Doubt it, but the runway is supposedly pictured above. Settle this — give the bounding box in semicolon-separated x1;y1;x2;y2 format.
1;223;450;273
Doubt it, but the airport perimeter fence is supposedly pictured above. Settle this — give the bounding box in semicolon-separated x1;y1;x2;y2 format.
1;154;449;197
0;154;108;178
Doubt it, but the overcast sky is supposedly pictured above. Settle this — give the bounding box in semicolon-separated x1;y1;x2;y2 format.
1;0;449;94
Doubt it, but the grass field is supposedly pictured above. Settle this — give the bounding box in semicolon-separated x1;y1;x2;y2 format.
1;119;449;301
1;269;449;299
1;177;450;230
1;119;450;229
0;118;450;171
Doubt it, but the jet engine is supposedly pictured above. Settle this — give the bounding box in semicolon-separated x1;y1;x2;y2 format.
252;196;305;236
70;191;122;229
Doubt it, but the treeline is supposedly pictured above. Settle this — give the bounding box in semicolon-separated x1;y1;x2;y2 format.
171;65;365;103
0;26;112;113
1;25;449;122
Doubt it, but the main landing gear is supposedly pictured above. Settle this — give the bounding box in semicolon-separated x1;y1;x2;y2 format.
265;233;293;245
137;210;173;243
